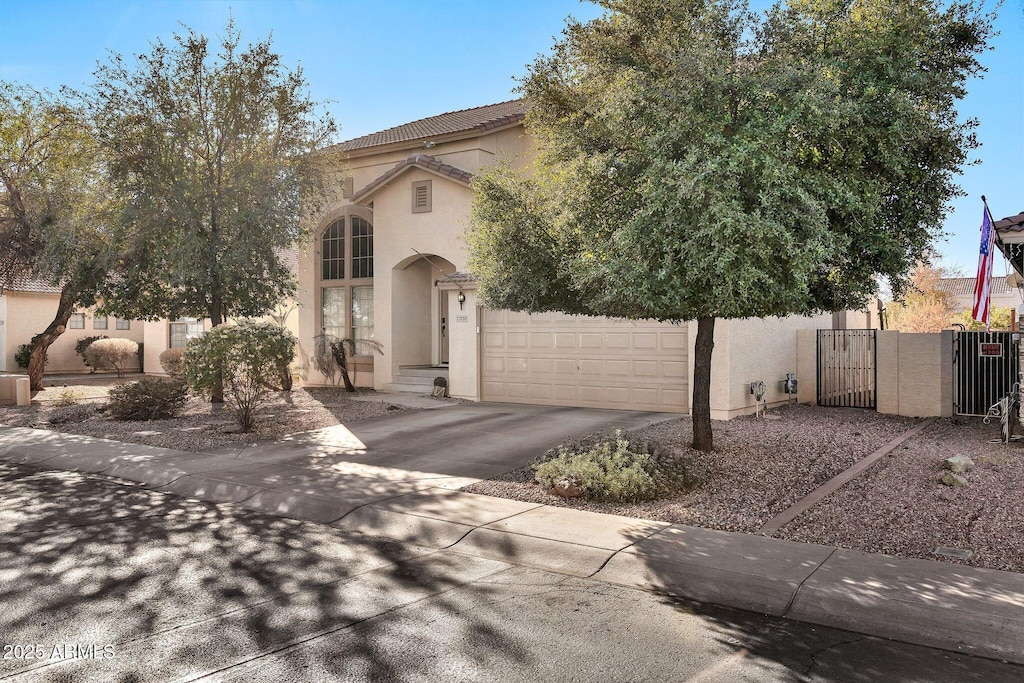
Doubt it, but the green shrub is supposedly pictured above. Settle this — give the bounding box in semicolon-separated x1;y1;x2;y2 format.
159;348;185;378
534;430;688;503
52;388;81;406
107;378;188;421
182;321;297;432
14;342;47;369
75;335;108;370
84;338;139;377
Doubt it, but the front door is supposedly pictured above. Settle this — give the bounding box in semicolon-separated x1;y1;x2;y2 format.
439;289;450;365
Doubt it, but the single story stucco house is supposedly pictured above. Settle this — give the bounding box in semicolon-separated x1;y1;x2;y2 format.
294;100;877;420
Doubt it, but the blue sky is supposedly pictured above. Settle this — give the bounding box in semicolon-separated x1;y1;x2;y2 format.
1;0;1020;276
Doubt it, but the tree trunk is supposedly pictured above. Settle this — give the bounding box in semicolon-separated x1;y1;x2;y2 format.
27;285;77;391
692;316;715;452
208;304;225;404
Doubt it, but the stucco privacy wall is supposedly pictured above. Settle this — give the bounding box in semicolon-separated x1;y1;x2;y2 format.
796;329;953;417
695;314;832;420
3;292;144;374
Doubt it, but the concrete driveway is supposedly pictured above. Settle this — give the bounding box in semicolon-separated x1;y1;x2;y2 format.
0;402;676;527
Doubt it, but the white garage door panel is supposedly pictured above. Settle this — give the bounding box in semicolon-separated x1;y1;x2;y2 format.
481;310;688;413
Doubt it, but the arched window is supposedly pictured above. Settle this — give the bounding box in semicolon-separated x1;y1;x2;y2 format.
319;210;374;350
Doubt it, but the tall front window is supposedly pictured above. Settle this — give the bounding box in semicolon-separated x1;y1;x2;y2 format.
319;210;373;353
322;287;346;339
169;319;203;349
351;285;373;343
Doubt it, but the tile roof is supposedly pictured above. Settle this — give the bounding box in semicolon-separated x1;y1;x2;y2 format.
351;154;473;204
994;211;1024;232
1;273;62;294
334;100;527;154
435;271;477;285
937;276;1012;297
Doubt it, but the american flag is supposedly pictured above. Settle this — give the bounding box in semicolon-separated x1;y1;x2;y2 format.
971;206;996;327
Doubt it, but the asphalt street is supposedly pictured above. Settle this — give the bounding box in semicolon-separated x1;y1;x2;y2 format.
1;461;1021;682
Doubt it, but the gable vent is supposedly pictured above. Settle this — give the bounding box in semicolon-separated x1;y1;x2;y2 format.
412;180;432;213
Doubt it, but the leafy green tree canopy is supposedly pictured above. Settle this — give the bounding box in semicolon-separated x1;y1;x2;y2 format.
467;0;992;450
0;82;109;389
92;20;337;326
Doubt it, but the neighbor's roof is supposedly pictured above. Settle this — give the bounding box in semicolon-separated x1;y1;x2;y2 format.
1;274;62;294
937;276;1012;297
352;153;473;204
994;211;1024;232
334;100;527;154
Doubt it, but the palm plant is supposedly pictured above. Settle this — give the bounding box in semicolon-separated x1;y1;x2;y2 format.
312;334;383;392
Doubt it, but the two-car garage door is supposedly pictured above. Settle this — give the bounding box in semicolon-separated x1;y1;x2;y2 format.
480;309;688;413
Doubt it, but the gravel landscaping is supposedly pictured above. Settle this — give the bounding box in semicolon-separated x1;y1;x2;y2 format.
465;404;1024;572
0;376;417;452
778;415;1024;572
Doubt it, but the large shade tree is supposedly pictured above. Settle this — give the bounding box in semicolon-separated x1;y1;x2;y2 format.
92;21;337;400
0;83;109;390
467;0;992;450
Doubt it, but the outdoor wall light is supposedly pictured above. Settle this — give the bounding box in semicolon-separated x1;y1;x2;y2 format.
457;292;466;310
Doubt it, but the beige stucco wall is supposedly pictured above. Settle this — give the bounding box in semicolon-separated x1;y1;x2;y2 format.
3;292;144;374
0;296;7;372
444;287;480;400
889;331;953;418
701;313;831;420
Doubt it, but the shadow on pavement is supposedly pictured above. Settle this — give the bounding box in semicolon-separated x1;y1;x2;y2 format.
0;462;527;682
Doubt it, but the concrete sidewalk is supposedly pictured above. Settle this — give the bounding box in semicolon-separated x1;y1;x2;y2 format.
1;419;1022;666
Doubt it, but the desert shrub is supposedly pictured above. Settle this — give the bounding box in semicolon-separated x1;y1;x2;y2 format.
534;430;689;503
75;335;108;370
48;404;99;425
107;378;188;421
14;342;47;369
159;348;185;378
84;338;139;378
52;388;81;406
182;321;297;432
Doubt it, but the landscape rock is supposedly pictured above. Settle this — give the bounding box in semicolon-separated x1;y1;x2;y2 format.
550;480;584;498
944;455;975;473
940;472;968;487
937;489;957;502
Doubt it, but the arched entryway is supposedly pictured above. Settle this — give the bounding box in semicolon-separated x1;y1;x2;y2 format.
391;253;457;375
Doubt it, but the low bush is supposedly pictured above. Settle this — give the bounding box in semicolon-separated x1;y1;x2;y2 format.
182;321;297;432
107;377;188;421
52;388;81;406
159;348;185;378
534;430;689;503
75;335;108;371
84;338;139;377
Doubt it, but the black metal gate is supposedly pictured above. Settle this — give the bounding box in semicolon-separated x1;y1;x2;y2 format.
953;331;1019;416
817;329;877;408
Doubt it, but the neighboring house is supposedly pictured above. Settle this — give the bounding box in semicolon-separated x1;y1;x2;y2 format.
936;276;1022;315
295;100;877;419
0;275;144;374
